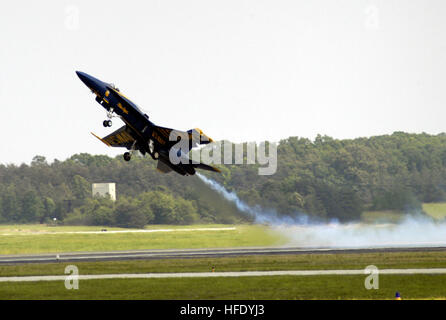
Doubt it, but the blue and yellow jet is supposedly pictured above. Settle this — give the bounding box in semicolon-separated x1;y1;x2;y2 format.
76;71;220;176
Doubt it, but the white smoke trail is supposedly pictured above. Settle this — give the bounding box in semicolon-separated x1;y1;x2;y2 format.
196;173;446;248
196;173;301;224
274;217;446;248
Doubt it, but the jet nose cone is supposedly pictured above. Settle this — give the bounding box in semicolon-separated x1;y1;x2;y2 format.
76;70;88;84
76;71;108;96
76;71;104;91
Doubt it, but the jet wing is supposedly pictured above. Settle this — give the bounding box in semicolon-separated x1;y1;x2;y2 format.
187;128;214;145
91;125;136;149
152;126;214;151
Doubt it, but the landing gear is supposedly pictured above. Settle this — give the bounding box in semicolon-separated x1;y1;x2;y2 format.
123;152;131;161
102;107;115;127
148;139;159;160
123;141;138;162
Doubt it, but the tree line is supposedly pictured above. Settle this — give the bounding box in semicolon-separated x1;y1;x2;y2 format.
0;153;242;227
1;132;446;226
208;132;446;221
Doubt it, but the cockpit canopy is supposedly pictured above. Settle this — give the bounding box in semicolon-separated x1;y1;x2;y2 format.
108;83;120;92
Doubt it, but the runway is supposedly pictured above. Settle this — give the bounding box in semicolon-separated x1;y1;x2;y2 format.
2;268;446;282
0;245;445;265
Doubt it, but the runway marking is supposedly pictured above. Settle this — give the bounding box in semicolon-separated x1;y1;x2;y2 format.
0;227;236;236
1;269;446;282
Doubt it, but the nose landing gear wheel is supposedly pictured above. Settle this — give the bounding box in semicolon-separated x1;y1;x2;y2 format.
103;120;113;127
123;152;131;161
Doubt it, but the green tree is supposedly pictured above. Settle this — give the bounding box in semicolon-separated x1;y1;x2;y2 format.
114;197;148;228
173;197;199;225
146;191;177;224
31;155;48;167
43;197;56;221
72;175;90;200
90;205;115;226
1;186;21;222
20;191;44;223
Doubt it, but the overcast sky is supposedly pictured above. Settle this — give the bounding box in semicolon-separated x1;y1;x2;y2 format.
1;0;446;164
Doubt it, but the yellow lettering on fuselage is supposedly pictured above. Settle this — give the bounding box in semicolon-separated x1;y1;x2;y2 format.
117;102;129;114
152;131;165;145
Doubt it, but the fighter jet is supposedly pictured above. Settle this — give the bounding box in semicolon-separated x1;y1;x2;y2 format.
76;71;220;176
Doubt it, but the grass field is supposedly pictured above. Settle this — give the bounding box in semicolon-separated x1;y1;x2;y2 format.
362;203;446;223
360;210;405;223
0;224;283;255
422;203;446;220
1;251;446;299
1;275;445;300
1;203;444;256
1;223;445;299
0;224;238;234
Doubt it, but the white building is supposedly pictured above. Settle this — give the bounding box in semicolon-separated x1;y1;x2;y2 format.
92;183;116;201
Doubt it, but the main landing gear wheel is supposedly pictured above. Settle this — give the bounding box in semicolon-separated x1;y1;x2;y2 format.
103;120;112;127
123;152;131;161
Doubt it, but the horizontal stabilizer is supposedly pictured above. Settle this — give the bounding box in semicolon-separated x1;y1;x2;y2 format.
187;128;214;144
152;126;215;151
